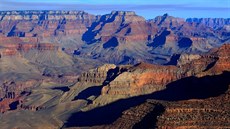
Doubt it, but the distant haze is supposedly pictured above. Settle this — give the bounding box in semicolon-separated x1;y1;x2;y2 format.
0;0;229;19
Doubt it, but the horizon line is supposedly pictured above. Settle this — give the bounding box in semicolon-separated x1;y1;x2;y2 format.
0;10;229;20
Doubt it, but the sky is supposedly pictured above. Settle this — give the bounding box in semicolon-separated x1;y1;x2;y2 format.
0;0;229;19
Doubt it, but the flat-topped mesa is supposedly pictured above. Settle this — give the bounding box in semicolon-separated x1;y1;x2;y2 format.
108;11;146;22
0;10;97;37
0;10;95;21
111;11;136;16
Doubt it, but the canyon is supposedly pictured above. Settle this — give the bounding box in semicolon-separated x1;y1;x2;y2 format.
0;11;229;64
0;10;229;129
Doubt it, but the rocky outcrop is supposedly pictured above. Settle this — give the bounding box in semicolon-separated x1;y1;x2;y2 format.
77;64;128;85
20;104;44;111
176;54;201;66
0;80;38;113
0;80;38;99
102;63;179;96
201;44;230;75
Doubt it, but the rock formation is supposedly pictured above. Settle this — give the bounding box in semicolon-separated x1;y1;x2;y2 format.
0;80;38;113
1;11;229;65
82;11;148;44
102;63;179;96
78;64;117;85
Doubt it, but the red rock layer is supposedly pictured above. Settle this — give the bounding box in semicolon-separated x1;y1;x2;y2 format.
0;35;58;56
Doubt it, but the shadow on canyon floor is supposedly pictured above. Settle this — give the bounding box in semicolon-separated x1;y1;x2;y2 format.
73;86;103;101
52;86;70;92
64;71;230;127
